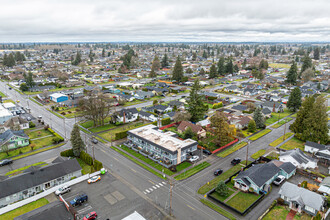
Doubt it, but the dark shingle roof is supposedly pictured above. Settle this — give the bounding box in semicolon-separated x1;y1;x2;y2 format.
305;141;326;151
0;130;29;145
232;105;247;111
279;162;296;174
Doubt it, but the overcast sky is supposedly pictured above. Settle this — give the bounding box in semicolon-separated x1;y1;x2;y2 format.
1;0;330;42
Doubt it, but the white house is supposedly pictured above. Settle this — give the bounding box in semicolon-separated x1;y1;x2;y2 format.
279;149;318;169
116;108;139;123
0;104;13;124
304;141;326;154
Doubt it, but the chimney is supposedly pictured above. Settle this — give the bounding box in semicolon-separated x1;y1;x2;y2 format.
273;103;275;112
123;111;126;124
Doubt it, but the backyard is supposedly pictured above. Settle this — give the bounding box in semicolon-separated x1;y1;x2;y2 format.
280;137;305;151
263;205;310;220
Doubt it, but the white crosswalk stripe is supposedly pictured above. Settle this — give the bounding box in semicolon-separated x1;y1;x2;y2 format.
153;186;157;189
143;182;167;194
149;188;153;191
158;183;163;186
155;184;160;188
162;182;166;185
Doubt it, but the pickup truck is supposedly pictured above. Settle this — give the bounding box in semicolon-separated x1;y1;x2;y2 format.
70;194;88;206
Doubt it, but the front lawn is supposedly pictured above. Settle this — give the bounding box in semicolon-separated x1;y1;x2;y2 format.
0;91;6;97
198;164;243;194
0;198;49;220
89;123;117;133
251;149;266;159
263;205;290;220
226;191;261;212
174;162;211;180
27;129;53;139
248;129;271;141
241;129;261;137
265;109;292;125
271;117;293;128
175;162;192;172
269;132;294;147
29;136;54;148
209;190;234;202
217;142;247;158
200;199;236;220
280;137;305;151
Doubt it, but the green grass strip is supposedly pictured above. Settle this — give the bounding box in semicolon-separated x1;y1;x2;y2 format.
271;118;293;128
47;109;65;119
251;149;266;160
248;129;271;141
111;146;166;180
6;162;47;176
217;142;247;158
174;162;210;180
29;97;43;106
198;164;243;194
269;132;294;147
12;143;65;160
200;199;236;220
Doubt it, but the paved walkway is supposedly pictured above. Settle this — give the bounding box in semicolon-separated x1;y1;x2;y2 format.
31;135;53;141
286;209;296;220
223;190;239;203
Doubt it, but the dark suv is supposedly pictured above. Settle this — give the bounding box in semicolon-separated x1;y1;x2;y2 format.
214;169;223;176
70;194;88;206
203;149;212;155
231;158;241;165
0;159;13;166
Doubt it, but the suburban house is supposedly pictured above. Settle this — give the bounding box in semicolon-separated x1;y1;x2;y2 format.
234;161;296;194
0;157;82;207
258;101;283;113
231;104;247;112
126;124;198;168
318;177;330;195
4;116;29;131
279;149;318;169
279;182;325;216
49;93;69;103
261;108;272;118
139;111;158;122
0;129;29;151
0;104;13;124
177;121;206;138
304;141;327;154
116;108;139;123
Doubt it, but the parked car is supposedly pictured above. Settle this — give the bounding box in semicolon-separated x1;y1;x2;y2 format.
8;87;12;90
91;138;98;144
203;149;212;155
189;155;199;163
273;175;285;186
83;211;98;220
0;159;13;166
55;185;71;196
231;158;241;165
70;194;88;206
214;169;223;176
88;175;101;184
27;117;31;121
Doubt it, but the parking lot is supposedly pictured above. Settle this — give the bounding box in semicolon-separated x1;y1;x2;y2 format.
60;173;165;220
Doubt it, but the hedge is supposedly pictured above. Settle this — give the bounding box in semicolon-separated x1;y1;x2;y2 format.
114;131;128;140
48;128;64;142
94;160;103;171
207;96;217;100
212;102;223;109
60;149;74;157
161;118;171;126
80;151;93;166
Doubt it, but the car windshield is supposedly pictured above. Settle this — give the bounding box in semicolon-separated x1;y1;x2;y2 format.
92;176;98;180
85;214;90;218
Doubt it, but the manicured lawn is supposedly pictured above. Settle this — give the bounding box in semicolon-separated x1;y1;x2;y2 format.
111;146;166;180
265;109;292;125
174;162;211;180
3;99;15;104
77;158;93;175
210;190;234;202
248;129;271;141
291;113;297;117
12;143;65;160
89;123;116;133
263;205;290;220
30;136;54;148
269;63;291;68
0;91;6;97
280;137;305;151
226;191;261;212
200;199;236;220
27;129;53;139
175;162;192;172
118;145;174;175
226;182;236;190
241;129;261;137
251;149;266;159
198;164;243;194
6;162;47;177
269;132;294;147
217;142;247;158
0;198;49;220
271;117;293;128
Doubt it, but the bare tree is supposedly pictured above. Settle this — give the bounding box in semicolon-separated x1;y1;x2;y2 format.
173;111;191;123
301;68;314;82
1;144;10;156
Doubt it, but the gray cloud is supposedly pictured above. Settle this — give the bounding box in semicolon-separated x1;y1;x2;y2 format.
0;0;330;42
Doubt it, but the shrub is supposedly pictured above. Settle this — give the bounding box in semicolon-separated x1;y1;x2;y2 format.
207;96;217;100
80;151;93;166
277;198;285;205
161;118;171;126
152;121;157;125
29;122;36;128
301;181;308;188
94;160;103;171
44;125;49;130
70;176;77;180
114;131;128;140
231;174;238;185
60;149;74;157
52;137;61;144
212;102;223;109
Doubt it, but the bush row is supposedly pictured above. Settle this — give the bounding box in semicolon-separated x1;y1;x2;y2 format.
80;151;93;166
48;128;64;143
212;102;223;109
60;149;74;157
114;131;128;140
161;118;171;126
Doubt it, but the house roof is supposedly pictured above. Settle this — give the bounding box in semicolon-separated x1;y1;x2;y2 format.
232;105;247;111
279;149;317;165
279;182;324;211
0;129;29;145
235;162;280;188
261;101;282;108
0;157;81;199
49;93;67;99
262;108;272;115
178;121;204;133
168;100;184;107
4;116;28;128
118;108;139;118
139;111;152;117
305;141;326;151
321;177;330;187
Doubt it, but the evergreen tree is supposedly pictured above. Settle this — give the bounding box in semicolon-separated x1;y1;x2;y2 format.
253;108;265;129
313;47;320;60
300;55;312;78
215;181;229;196
102;48;105;57
217;57;226;76
199;68;205;75
24;72;35;88
71;124;85;157
72;51;82;65
287;87;302;112
171;56;184;82
152;55;161;71
161;53;169;68
286;61;298;85
209;64;217;78
4;53;16;67
259;59;269;69
202;50;208;59
149;67;156;78
248;119;256;133
89;49;94;62
225;59;234;74
192;52;197;61
187;79;208;122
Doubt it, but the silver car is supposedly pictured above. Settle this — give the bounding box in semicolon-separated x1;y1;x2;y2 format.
55;185;71;196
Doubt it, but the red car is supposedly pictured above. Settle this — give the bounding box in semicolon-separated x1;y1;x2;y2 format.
83;211;97;220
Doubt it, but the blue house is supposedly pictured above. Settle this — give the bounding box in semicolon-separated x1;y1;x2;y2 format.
49;93;69;103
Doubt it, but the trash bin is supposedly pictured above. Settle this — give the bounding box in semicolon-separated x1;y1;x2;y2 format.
100;168;107;175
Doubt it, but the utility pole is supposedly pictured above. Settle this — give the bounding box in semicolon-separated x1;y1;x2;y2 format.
169;179;173;217
283;118;287;141
63;118;66;139
246;141;250;166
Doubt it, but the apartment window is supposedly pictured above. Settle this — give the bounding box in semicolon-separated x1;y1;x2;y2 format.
44;182;50;189
6;196;10;202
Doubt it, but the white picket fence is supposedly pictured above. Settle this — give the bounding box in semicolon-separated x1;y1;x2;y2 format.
0;171;101;215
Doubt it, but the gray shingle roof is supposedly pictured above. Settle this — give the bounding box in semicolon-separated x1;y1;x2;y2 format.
279;182;325;211
0;157;81;199
0;130;29;145
306;141;326;151
280;149;317;164
279;162;296;175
